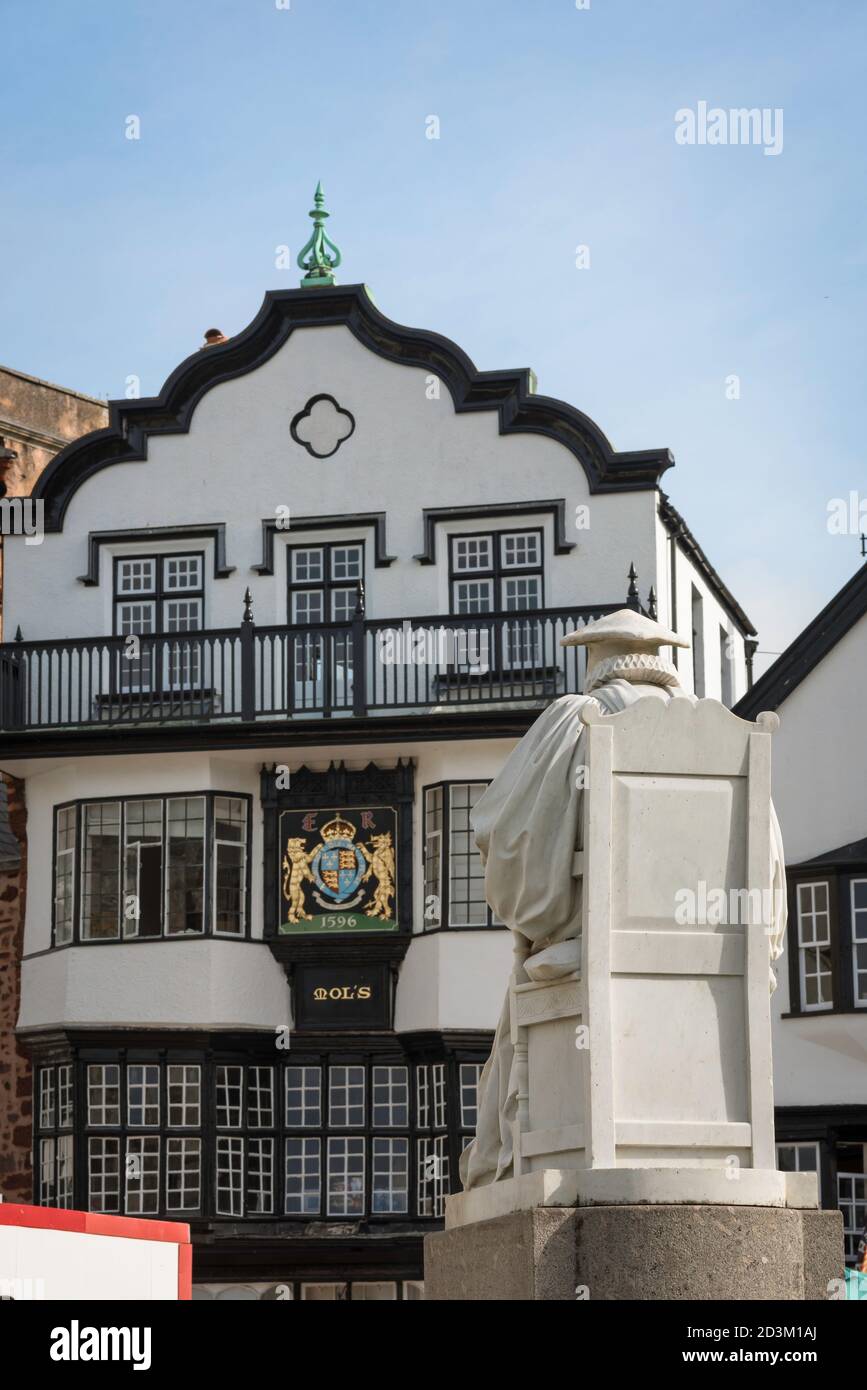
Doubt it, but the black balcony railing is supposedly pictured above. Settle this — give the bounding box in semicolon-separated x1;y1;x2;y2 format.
0;603;623;733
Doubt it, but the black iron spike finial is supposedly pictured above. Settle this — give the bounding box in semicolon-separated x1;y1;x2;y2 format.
626;563;640;611
242;587;254;624
14;625;22;643
354;578;365;617
648;585;657;620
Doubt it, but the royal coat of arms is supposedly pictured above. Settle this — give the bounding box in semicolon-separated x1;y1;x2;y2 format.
279;807;398;933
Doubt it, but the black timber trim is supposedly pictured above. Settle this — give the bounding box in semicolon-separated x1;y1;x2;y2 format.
735;561;867;719
658;493;756;638
289;393;356;459
254;512;395;575
775;1105;867;1133
192;1236;424;1284
794;836;867;872
0;708;541;764
78;525;235;586
31;284;675;531
18;1027;495;1054
415;500;576;565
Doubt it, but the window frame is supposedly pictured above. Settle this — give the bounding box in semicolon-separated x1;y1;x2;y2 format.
776;1140;821;1203
82;1056;204;1218
113;552;205;637
447;528;544;615
112;552;205;696
37;1049;490;1225
35;1063;74;1209
795;879;834;1013
422;781;500;931
287;540;365;626
850;877;867;1008
50;792;252;947
691;585;705;698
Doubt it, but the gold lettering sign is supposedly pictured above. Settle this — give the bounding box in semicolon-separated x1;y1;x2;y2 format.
312;985;373;1002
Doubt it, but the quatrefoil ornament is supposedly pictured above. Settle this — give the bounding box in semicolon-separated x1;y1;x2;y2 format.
290;394;356;459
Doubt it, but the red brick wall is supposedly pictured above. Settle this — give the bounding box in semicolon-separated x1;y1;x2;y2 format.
0;774;30;1201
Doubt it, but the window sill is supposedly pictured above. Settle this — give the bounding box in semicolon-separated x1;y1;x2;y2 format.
781;1008;867;1020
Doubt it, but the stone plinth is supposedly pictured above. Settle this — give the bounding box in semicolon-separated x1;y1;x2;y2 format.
424;1205;844;1301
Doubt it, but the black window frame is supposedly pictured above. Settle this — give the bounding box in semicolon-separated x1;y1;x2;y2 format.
112;551;206;636
783;866;867;1018
448;527;544;616
36;1047;490;1226
422;780;502;931
35;1062;75;1209
286;540;365;626
50;791;253;947
79;1052;206;1219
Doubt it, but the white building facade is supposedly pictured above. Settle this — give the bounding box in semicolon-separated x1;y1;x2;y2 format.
737;564;867;1266
1;266;756;1298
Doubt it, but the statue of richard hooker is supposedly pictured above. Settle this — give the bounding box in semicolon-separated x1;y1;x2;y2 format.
460;609;787;1192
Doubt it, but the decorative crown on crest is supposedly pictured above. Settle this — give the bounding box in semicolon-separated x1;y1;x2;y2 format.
321;814;356;842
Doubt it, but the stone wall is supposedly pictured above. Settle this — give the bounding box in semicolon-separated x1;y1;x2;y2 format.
0;364;107;636
0;775;30;1201
0;364;105;1201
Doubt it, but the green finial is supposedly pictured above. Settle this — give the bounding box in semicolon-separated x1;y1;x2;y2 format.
297;181;342;288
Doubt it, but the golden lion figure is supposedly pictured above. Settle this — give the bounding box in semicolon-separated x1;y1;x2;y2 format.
360;831;395;920
282;837;316;924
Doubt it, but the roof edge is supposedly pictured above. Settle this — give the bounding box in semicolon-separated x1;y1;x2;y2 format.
31;284;675;531
735;560;867;718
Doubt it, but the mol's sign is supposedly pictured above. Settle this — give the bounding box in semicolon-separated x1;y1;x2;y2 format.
279;806;398;934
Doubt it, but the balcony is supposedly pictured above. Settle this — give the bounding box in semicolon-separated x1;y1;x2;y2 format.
0;603;622;735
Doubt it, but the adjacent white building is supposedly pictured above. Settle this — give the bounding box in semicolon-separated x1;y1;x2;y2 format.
0;206;758;1298
737;561;867;1264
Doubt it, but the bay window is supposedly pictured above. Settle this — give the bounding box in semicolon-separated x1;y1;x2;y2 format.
52;793;250;945
37;1052;488;1223
422;782;495;928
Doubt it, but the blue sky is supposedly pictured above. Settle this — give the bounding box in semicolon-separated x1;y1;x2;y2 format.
2;0;865;670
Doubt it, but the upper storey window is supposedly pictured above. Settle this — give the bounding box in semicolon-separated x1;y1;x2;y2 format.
449;530;543;615
52;793;250;946
114;553;204;633
114;553;204;692
288;543;363;625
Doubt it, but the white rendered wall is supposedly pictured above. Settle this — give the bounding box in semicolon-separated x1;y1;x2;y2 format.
769;614;867;866
17;738;517;1034
766;612;867;1108
653;512;749;704
3;324;659;638
771;934;867;1108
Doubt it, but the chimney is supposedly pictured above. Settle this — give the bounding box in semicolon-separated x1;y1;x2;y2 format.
201;328;228;349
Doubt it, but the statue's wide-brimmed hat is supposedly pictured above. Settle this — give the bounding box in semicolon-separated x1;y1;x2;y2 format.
561;608;689;649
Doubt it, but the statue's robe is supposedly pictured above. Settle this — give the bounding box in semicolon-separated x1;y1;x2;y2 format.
460;678;787;1191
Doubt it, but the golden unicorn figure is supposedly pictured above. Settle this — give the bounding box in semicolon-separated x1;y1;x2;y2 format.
360;831;395;920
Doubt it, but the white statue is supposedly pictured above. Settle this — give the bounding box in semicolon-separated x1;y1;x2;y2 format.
460;609;787;1195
